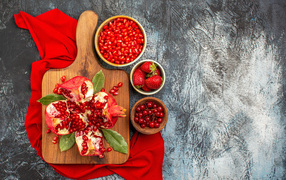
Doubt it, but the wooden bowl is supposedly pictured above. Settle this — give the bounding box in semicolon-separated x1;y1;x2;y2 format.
94;15;147;67
130;97;168;135
130;59;166;95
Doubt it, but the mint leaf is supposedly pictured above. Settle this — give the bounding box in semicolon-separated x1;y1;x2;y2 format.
37;94;66;105
59;133;75;152
101;129;128;154
92;70;105;93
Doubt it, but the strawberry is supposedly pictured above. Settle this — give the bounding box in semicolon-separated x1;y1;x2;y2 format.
145;75;163;90
133;68;146;88
140;61;157;74
147;68;161;78
142;83;151;92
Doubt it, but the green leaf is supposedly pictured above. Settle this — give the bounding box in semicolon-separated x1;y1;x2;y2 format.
59;133;75;152
101;129;128;154
92;70;105;93
37;94;66;105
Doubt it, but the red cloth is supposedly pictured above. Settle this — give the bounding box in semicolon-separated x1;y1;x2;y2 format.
15;9;164;180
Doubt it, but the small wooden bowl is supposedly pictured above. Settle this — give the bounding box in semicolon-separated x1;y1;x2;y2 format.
130;97;168;135
94;15;147;67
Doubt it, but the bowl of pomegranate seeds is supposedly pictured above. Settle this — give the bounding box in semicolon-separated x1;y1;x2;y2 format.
130;97;168;135
95;15;146;67
130;59;166;95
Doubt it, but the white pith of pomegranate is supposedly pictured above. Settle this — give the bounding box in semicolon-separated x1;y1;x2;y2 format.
75;126;104;157
45;76;126;157
58;76;94;102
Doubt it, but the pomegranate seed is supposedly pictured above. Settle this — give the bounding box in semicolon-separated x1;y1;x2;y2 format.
113;92;119;96
113;86;119;91
52;140;57;144
107;147;112;152
46;129;51;133
101;148;106;152
53;87;58;94
61;76;66;82
53;136;59;141
110;89;115;94
118;82;123;87
101;88;105;92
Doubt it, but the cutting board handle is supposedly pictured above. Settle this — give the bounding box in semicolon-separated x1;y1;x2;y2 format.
74;10;98;64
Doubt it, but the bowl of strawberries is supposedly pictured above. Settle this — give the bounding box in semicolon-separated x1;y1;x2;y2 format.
130;59;165;95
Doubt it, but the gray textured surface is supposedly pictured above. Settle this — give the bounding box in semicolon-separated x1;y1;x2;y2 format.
1;0;286;179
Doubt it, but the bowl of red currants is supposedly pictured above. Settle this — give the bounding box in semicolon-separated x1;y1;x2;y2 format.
130;97;168;135
95;15;147;67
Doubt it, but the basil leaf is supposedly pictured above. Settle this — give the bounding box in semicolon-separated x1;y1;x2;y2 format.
37;94;66;105
59;133;75;152
92;70;105;93
101;129;128;154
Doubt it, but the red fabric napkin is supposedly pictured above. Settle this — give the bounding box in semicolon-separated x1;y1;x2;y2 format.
15;9;164;180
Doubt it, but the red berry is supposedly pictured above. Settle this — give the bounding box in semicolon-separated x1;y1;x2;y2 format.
153;104;157;108
143;110;148;116
140;124;146;128
159;112;164;117
149;122;155;128
154;123;160;128
145;117;151;122
154;109;158;113
134;117;139;122
157;106;163;112
136;107;141;112
139;118;144;124
147;101;153;108
158;118;163;123
148;110;152;115
138;113;143;118
135;113;139;117
156;112;161;117
140;105;145;110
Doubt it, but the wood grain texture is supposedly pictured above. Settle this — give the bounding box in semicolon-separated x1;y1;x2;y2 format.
41;10;130;164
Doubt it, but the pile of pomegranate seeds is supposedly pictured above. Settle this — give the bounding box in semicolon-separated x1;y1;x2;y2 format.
98;18;145;64
110;82;123;96
134;101;164;129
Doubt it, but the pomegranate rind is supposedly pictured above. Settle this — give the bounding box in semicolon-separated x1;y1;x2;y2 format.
75;128;104;156
45;100;70;135
59;76;94;102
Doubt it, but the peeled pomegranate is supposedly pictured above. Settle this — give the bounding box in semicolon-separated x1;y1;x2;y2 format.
75;125;104;157
45;100;88;135
45;76;126;157
58;76;94;102
87;92;126;129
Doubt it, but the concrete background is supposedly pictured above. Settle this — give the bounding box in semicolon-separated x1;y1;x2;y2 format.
0;0;285;179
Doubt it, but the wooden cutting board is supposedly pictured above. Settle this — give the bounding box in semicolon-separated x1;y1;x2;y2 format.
41;10;130;164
